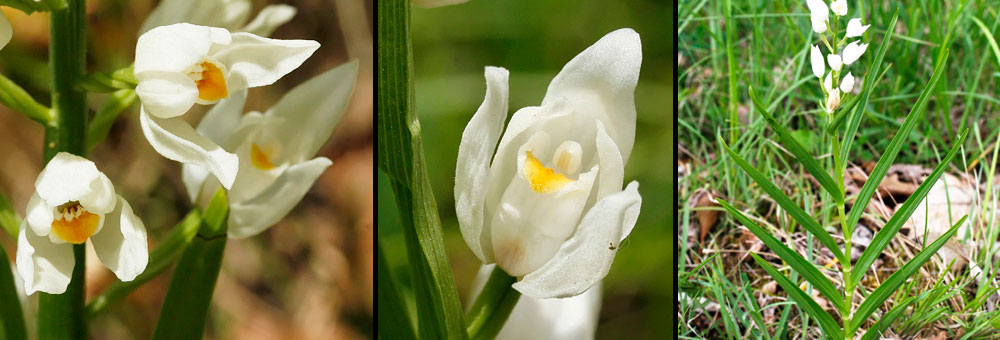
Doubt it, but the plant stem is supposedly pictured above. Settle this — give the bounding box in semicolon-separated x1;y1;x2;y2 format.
464;266;521;340
37;0;88;339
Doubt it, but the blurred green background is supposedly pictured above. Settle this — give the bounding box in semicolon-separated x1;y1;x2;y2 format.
378;0;673;338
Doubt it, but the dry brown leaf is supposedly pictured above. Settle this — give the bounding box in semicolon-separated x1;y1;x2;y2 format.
899;173;976;269
693;190;721;244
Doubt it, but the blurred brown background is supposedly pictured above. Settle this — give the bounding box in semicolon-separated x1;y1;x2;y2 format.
0;0;373;339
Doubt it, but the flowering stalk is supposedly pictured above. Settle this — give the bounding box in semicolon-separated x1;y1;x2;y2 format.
37;0;89;339
464;267;519;340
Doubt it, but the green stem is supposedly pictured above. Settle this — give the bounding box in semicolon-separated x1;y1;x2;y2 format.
464;267;521;340
37;0;88;339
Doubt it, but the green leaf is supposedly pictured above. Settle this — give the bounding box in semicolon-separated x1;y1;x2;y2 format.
826;64;892;135
465;266;521;340
0;72;53;125
78;68;137;93
861;295;918;340
0;190;20;239
0;243;27;340
376;0;467;338
750;252;843;339
840;10;898;165
851;129;968;285
151;190;228;340
845;48;951;234
86;209;201;316
851;215;967;332
377;240;417;340
718;199;843;310
86;89;137;152
0;0;60;14
721;138;846;263
748;86;843;205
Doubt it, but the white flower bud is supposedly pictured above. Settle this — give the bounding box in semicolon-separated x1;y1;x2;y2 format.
846;18;870;38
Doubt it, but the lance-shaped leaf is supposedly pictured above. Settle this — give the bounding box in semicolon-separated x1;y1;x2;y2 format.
826;64;892;134
748;85;842;204
721;138;846;263
840;10;898;164
851;215;967;332
851;129;968;285
844;48;951;235
719;199;843;310
750;252;844;339
860;295;918;340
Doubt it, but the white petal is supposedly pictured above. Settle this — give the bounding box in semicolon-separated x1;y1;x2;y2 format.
811;12;828;34
197;88;248;146
806;0;829;34
210;32;319;88
241;4;296;37
840;72;855;93
135;71;200;119
594;120;624;202
139;109;239;189
140;0;252;34
541;28;640;164
412;0;470;8
135;23;232;75
0;11;11;50
456;66;509;263
513;181;641;298
16;222;74;295
810;45;825;78
842;41;869;65
830;0;847;16
468;264;602;340
35;153;115;215
26;193;53;237
264;60;359;163
845;18;870;38
826;89;841;112
823;72;834;92
227;157;332;239
827;53;842;72
90;196;148;282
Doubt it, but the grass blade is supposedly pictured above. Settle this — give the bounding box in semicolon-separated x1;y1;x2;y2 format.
719;199;843;310
861;295;918;340
721;138;846;263
851;129;968;285
851;215;968;332
748;85;843;204
845;48;951;233
840;10;898;165
377;240;417;340
750;252;844;339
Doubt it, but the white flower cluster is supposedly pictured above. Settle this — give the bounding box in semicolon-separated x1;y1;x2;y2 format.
806;0;869;113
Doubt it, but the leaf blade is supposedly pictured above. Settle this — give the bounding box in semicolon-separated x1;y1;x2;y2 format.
840;10;899;165
750;252;844;339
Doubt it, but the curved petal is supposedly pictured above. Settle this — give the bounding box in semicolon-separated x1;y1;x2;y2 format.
210;32;319;88
593;120;624;202
26;193;53;237
139;109;240;189
182;163;224;206
541;28;641;164
16;222;74;295
0;11;11;50
135;71;200;119
197;88;248;147
456;66;509;263
227;157;332;239
35;153;108;207
266;60;359;163
79;172;117;215
139;0;252;35
513;181;641;298
135;23;232;74
90;196;148;282
241;4;297;37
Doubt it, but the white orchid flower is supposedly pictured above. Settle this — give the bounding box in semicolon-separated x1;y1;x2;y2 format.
16;153;148;295
840;72;855;93
413;0;469;8
845;18;869;38
0;11;11;50
181;61;358;239
827;53;842;72
455;28;643;299
842;40;868;65
140;0;296;37
810;45;825;78
134;23;319;189
823;73;841;112
469;264;602;340
805;0;829;33
830;0;847;16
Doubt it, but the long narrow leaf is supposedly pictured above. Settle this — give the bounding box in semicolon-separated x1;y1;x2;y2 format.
748;86;843;204
0;243;26;340
827;64;893;135
851;215;967;332
851;129;968;285
845;48;951;233
750;252;844;339
721;139;846;263
861;295;918;340
840;10;898;164
719;199;843;310
377;240;417;340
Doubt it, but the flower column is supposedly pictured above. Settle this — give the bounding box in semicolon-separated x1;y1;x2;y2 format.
38;0;89;339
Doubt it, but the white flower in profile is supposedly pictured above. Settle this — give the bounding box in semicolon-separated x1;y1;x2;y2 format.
823;72;841;112
827;53;842;72
455;28;642;299
134;23;319;189
805;0;829;33
830;0;847;16
0;11;11;50
842;40;869;65
840;72;855;93
182;61;358;239
845;18;870;38
16;153;148;295
140;0;297;37
810;45;825;78
468;265;602;340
